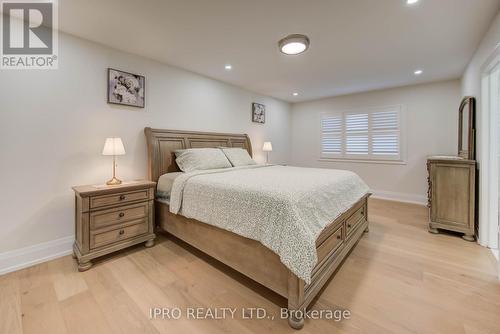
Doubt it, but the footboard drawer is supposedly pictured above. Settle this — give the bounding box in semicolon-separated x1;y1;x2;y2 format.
306;208;368;294
316;225;343;265
307;229;346;292
346;205;366;236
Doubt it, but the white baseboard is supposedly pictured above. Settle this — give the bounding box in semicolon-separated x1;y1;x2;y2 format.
371;189;427;206
0;236;74;276
492;249;499;261
491;249;500;280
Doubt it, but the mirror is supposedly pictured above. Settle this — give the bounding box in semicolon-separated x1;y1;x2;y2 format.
458;97;476;160
461;106;469;155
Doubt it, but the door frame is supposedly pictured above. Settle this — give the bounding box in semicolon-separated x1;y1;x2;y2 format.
479;45;500;256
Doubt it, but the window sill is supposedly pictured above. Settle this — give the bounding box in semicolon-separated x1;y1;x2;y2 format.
318;158;407;165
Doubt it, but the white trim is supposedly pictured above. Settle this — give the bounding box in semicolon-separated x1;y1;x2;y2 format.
371;189;427;206
320;105;406;163
0;236;73;275
479;44;500;249
318;158;407;165
479;75;489;247
492;248;499;261
487;66;499;249
491;249;500;280
481;42;500;73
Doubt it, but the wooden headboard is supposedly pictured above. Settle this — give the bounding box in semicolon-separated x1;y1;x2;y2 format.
144;127;253;182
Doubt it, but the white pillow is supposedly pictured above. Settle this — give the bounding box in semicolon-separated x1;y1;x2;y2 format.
175;148;232;172
220;147;256;167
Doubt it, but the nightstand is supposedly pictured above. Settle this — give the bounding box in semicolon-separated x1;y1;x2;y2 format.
72;180;156;271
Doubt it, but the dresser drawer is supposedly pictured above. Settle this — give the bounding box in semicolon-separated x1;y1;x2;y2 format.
90;202;148;230
346;205;366;236
90;220;149;249
316;225;344;265
90;190;150;209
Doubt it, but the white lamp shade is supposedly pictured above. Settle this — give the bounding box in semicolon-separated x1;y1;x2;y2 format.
102;137;126;156
262;142;273;152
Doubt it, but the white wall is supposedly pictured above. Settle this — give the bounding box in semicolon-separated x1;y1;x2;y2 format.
461;12;500;171
290;80;461;204
462;12;500;99
0;33;291;257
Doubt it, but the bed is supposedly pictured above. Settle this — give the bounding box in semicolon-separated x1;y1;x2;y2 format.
144;127;371;329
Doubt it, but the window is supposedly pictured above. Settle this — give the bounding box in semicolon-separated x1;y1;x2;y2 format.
321;105;404;162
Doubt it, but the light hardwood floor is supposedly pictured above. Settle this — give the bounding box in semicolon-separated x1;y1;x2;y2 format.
1;199;499;334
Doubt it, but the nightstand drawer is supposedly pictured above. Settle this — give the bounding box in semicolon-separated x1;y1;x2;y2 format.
90;190;150;209
90;203;148;230
90;220;149;249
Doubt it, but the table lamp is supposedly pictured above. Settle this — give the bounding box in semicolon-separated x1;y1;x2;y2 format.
262;141;273;164
102;137;126;185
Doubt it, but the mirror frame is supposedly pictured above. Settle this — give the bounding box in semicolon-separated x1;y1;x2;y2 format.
458;96;476;160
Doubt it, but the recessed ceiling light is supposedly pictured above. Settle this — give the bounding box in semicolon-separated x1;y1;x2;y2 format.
407;0;419;4
225;64;232;70
278;34;310;55
414;69;423;75
293;92;299;96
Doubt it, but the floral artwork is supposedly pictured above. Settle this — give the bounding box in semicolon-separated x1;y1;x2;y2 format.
252;103;265;123
107;68;145;108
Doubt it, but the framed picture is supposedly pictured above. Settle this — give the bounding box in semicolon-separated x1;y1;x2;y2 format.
252;102;265;123
107;68;145;108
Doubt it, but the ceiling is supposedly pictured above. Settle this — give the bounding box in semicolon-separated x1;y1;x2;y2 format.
57;0;500;102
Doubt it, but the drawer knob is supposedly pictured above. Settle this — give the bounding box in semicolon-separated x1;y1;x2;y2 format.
119;212;125;218
336;235;341;240
348;223;352;228
119;230;125;235
119;195;126;200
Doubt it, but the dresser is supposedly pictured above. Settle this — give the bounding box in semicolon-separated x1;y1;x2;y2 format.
72;180;156;271
427;156;476;241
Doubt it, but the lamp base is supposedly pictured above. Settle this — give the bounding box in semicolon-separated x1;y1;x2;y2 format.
106;177;122;186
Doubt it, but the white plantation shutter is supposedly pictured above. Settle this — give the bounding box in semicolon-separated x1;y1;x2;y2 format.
345;113;369;156
321;106;403;161
372;109;400;158
321;115;342;155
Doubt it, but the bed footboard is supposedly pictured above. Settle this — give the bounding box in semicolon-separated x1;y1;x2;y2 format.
155;194;370;330
286;194;370;329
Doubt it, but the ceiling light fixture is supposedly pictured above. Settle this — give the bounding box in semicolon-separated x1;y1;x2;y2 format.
225;64;232;70
407;0;419;4
414;69;423;75
293;92;299;96
278;34;310;55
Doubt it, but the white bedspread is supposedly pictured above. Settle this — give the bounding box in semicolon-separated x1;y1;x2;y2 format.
169;165;369;283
